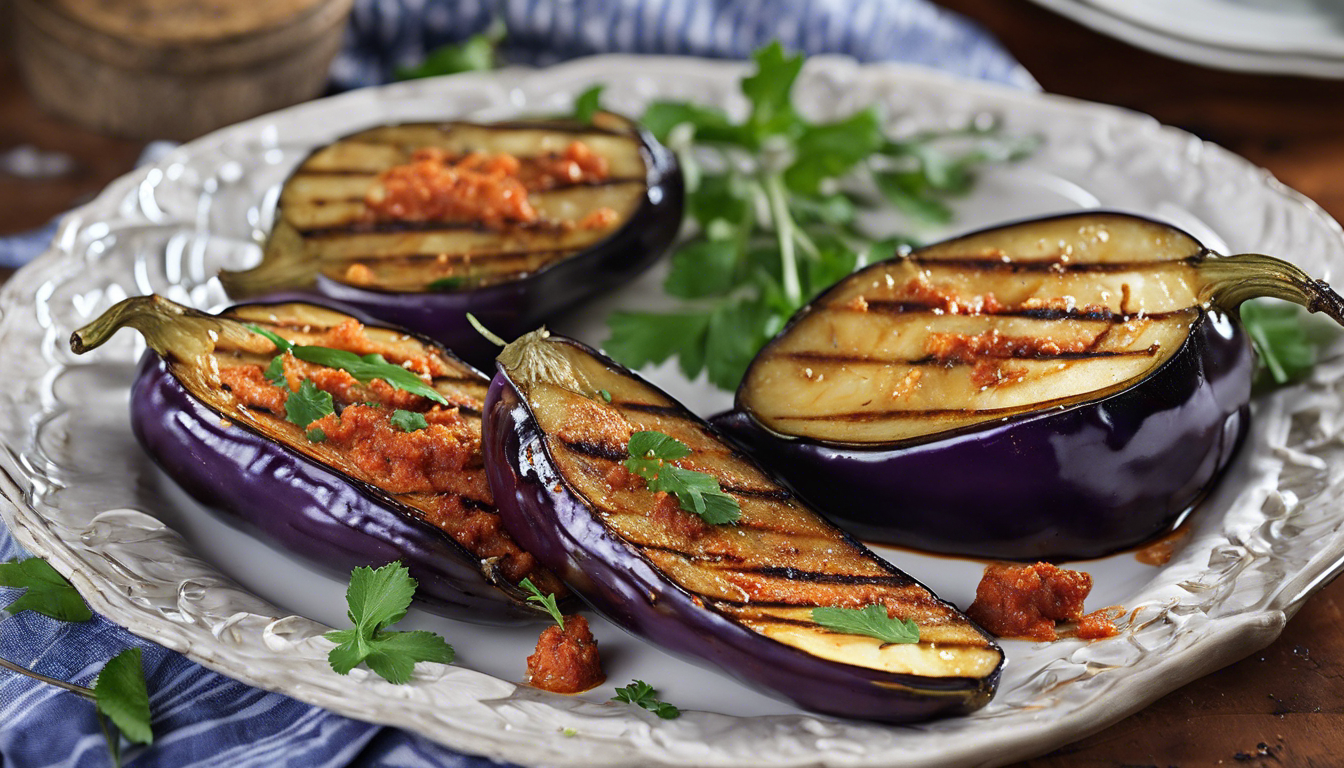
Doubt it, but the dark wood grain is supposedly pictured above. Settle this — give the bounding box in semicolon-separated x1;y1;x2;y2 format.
4;2;1344;764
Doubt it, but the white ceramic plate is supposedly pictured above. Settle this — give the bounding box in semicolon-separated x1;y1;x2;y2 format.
1027;0;1344;78
3;55;1344;768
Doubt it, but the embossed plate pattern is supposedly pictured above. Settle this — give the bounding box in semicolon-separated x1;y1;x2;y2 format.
2;56;1344;767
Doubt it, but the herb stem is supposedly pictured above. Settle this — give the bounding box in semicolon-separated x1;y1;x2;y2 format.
763;174;801;305
0;653;97;701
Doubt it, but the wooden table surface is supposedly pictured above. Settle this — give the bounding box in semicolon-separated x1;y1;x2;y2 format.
3;2;1343;765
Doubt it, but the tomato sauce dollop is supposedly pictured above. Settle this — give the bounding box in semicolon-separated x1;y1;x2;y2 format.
967;562;1118;641
527;615;605;694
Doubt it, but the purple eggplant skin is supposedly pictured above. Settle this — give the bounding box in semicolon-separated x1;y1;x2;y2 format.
484;346;1001;723
128;339;542;625
254;124;682;370
712;305;1255;562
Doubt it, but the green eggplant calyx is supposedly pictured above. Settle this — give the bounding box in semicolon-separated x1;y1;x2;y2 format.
1200;252;1344;327
69;295;251;362
218;222;319;298
497;328;590;396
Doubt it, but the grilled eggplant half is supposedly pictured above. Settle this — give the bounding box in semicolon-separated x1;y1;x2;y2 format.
221;114;683;367
483;330;1002;722
70;295;570;622
714;212;1344;560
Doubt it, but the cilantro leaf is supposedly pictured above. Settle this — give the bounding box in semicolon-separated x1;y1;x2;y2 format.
306;428;327;443
519;577;565;629
285;379;334;431
263;355;286;386
574;85;605;123
390;409;429;433
687;173;751;230
783;108;885;194
811;605;919;644
612;680;680;719
641;101;743;145
624;432;741;525
1242;298;1322;387
395;27;499;81
604;311;711;379
428;276;468;291
597;389;612;403
664;240;739;299
0;558;92;622
873;170;954;225
94;648;153;746
741;42;805;143
324;562;455;684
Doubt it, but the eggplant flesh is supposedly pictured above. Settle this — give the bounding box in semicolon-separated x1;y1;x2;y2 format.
221;115;684;368
717;212;1344;560
484;331;1002;722
70;295;568;622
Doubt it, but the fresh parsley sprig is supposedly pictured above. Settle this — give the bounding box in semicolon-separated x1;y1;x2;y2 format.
519;577;565;629
325;562;455;684
599;42;1036;390
390;409;429;433
811;605;919;645
624;431;741;525
1241;298;1334;389
0;558;153;764
611;679;680;719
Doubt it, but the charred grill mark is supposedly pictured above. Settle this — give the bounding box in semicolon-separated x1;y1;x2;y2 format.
635;543;745;564
851;300;1192;323
557;438;629;462
734;565;914;587
296;219;572;238
614;401;687;418
902;254;1201;273
777;347;1161;366
721;485;792;501
330;247;576;266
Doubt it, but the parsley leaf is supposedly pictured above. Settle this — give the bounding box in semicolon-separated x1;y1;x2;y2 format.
612;680;680;719
263;355;286;386
390;409;429;433
811;605;919;644
597;389;612;403
624;431;740;525
598;43;1034;392
519;577;565;629
94;648;153;746
285;379;334;431
574;85;605;123
0;558;92;622
395;22;502;81
1242;298;1324;387
324;562;455;684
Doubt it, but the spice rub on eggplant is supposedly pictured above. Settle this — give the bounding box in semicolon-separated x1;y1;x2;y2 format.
69;295;567;621
484;330;1002;723
716;212;1344;560
220;114;683;367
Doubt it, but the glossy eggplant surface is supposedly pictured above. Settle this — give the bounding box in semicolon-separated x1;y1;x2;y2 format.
220;114;683;367
70;295;568;622
715;212;1344;560
484;330;1003;722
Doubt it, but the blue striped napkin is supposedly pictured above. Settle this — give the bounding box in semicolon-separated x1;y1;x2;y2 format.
0;2;1027;765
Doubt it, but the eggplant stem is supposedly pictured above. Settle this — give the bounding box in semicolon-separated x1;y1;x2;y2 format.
1200;252;1344;327
217;222;319;298
69;295;253;360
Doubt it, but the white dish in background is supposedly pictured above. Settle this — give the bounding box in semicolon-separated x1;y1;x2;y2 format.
1027;0;1344;78
2;55;1344;767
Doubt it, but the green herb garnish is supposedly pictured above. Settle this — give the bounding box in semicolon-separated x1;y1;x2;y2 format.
94;648;153;748
1242;298;1327;388
247;325;448;406
612;680;680;719
811;604;919;644
325;561;455;684
519;577;565;629
597;389;612;403
395;21;504;81
428;276;468;291
601;42;1036;390
390;409;429;433
574;85;605;123
0;558;92;622
624;431;741;525
285;379;334;432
